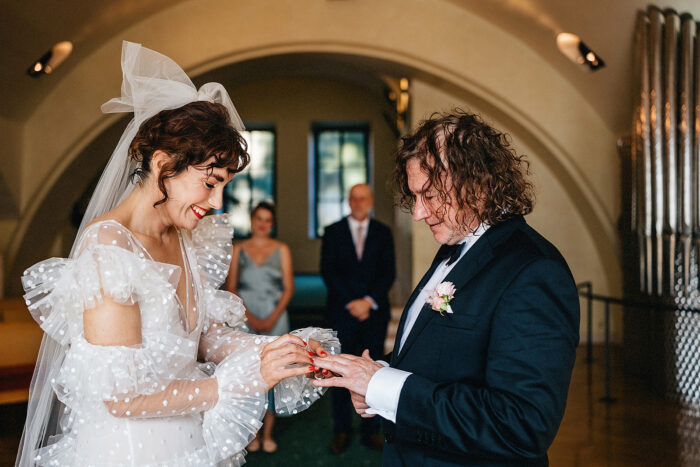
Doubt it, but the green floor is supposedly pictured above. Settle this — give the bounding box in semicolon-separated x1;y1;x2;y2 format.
245;391;382;467
0;391;382;466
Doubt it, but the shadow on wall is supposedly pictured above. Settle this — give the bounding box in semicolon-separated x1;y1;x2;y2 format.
6;116;130;297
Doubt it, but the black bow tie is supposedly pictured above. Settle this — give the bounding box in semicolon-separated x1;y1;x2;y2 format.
437;242;465;266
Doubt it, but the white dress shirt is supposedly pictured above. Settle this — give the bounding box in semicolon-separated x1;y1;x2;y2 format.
365;224;489;422
347;215;369;259
346;216;377;309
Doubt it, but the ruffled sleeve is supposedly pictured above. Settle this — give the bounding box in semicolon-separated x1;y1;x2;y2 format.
21;221;197;406
22;222;180;346
192;215;341;416
202;339;269;464
191;213;235;290
274;327;340;416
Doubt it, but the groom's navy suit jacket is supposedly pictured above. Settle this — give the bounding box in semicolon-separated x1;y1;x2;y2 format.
382;215;579;467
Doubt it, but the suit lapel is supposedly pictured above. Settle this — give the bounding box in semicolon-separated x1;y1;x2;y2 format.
360;220;377;263
392;228;498;367
391;250;444;365
341;218;359;264
442;233;494;290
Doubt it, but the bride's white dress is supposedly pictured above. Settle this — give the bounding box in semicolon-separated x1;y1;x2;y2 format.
22;215;337;466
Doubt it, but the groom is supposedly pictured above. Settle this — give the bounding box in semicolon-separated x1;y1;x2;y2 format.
314;111;579;466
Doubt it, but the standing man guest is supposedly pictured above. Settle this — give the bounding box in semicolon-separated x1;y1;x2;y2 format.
314;111;579;466
320;183;396;453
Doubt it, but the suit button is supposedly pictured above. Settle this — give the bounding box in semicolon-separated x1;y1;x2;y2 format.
384;433;393;443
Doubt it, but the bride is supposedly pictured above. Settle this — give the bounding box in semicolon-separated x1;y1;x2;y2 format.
15;42;338;466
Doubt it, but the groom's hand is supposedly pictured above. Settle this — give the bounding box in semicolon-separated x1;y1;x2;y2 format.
350;390;376;418
312;349;382;396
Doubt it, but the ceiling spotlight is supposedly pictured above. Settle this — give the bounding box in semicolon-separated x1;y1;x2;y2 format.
556;33;605;72
27;41;73;78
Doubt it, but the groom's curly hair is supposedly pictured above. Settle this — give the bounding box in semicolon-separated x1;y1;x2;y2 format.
392;110;534;229
128;101;249;207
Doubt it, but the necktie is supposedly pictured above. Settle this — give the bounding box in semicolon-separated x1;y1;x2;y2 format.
356;224;365;260
437;242;464;266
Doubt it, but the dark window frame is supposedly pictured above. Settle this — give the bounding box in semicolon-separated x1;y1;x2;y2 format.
221;124;277;238
310;122;371;238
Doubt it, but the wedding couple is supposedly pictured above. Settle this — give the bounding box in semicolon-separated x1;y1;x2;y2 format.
17;41;578;467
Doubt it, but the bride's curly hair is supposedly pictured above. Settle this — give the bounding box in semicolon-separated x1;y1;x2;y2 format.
392;110;534;229
128;101;249;206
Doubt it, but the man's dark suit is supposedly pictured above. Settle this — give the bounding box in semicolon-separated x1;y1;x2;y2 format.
382;215;579;466
321;216;396;436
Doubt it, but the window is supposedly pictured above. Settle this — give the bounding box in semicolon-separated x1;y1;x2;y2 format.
311;124;370;238
222;127;275;238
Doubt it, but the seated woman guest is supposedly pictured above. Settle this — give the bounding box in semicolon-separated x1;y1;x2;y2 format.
226;202;294;453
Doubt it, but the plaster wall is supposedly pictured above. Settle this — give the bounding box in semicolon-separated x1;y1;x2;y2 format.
0;115;22;208
215;77;397;273
7;0;621;308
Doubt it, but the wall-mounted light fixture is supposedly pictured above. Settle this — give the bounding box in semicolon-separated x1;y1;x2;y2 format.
385;77;410;136
27;41;73;78
556;33;605;71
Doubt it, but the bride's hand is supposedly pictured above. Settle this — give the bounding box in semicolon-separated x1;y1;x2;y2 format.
260;334;315;389
306;337;330;378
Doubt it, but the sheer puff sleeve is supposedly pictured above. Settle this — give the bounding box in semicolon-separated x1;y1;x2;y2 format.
193;215;341;416
22;222;201;407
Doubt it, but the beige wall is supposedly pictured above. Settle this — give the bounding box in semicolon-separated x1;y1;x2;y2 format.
203;77;397;273
3;0;623;337
0;116;22;205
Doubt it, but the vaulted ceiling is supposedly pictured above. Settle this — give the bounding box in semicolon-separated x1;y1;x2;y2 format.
2;0;700;134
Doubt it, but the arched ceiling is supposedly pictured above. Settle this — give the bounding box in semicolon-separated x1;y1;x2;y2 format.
453;0;700;134
0;0;188;122
3;0;700;133
0;0;700;133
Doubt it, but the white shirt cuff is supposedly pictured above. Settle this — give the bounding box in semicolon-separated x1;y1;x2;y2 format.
365;366;411;423
364;295;378;310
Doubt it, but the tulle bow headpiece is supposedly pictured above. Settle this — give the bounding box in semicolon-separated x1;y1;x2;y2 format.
74;41;245;244
101;42;244;129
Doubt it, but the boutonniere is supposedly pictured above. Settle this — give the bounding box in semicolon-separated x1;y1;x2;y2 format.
426;281;456;316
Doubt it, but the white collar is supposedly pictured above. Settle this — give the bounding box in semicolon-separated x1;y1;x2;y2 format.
347;216;370;229
451;223;490;263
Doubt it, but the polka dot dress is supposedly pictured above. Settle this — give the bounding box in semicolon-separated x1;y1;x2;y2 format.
22;215;339;466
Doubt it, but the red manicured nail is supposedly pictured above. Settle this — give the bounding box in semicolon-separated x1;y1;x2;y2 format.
320;351;328;357
302;340;307;346
322;369;329;375
308;351;314;357
314;366;320;371
308;366;315;371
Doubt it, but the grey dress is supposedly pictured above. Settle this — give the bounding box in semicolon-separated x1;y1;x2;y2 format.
237;247;290;336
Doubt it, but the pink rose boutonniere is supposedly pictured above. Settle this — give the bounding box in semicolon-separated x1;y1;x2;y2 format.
426;281;456;316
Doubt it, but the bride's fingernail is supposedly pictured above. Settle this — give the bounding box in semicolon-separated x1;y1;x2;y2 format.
320;351;328;357
308;351;314;357
322;369;329;375
308;366;315;371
